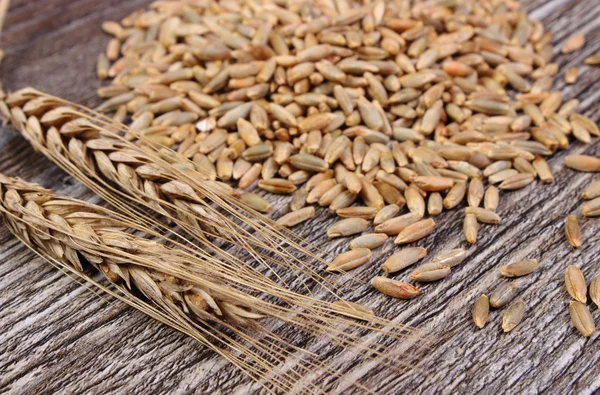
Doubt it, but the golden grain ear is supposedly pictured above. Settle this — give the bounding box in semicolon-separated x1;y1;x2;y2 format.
0;174;417;393
3;89;349;295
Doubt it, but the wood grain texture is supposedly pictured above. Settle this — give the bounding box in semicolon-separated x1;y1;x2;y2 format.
0;0;599;393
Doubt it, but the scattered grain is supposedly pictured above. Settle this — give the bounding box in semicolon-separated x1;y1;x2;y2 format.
336;206;379;220
276;206;315;227
565;265;587;303
350;233;388;250
565;155;600;172
327;218;370;238
410;262;451;282
258;178;296;194
569;301;595;337
468;178;484;208
484;186;500;211
582;197;600;217
374;213;421;235
472;294;490;329
502;300;526;333
290;187;308;211
561;34;585;54
584;53;600;65
394;218;435;245
532;156;554;183
498;173;535;190
500;259;539;277
565;67;578;84
463;213;479;244
240;192;271;213
327;249;372;272
382;247;427;273
490;282;519;308
590;275;600;309
373;204;400;225
465;207;501;224
565;215;582;248
372;277;420;299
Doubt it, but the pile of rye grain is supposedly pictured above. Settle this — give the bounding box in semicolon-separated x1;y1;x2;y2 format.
91;0;600;335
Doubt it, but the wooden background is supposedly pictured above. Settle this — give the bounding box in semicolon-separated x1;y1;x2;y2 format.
0;0;599;393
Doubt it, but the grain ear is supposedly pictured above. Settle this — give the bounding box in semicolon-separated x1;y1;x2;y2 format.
0;174;416;393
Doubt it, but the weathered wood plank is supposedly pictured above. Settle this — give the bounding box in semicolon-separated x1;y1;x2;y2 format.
0;0;598;394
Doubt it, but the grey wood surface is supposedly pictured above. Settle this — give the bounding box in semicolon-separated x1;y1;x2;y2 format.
0;0;599;394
